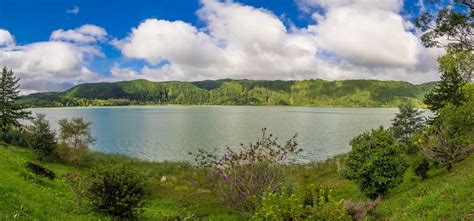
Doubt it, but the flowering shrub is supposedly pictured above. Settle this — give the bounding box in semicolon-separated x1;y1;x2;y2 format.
191;128;301;210
252;184;350;220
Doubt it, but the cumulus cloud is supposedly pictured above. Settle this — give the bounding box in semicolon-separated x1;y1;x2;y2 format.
51;24;107;43
307;1;419;67
0;29;15;46
0;28;104;93
114;19;224;66
113;0;440;83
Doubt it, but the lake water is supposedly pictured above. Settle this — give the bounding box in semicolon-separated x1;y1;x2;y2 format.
30;106;399;163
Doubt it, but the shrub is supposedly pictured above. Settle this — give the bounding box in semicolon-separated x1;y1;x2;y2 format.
87;164;146;219
55;117;95;165
191;128;301;210
344;196;382;221
1;127;33;147
252;185;350;220
413;158;430;179
421;124;470;172
343;126;408;199
25;162;55;180
31;114;57;160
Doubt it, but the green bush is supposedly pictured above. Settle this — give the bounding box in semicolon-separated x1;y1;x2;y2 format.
252;184;350;220
87;164;146;219
414;158;430;180
0;127;32;147
343;126;408;199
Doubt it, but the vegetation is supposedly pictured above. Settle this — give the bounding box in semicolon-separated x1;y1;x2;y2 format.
87;164;146;219
1;145;473;220
343;127;408;199
56;117;95;165
0;67;30;133
31;114;57;161
192;129;301;211
391;103;425;152
413;158;430;180
252;185;350;220
18;79;436;108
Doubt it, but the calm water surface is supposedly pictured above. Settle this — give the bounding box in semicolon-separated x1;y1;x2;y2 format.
30;106;399;163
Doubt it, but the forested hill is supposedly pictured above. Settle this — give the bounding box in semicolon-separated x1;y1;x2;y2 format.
18;79;436;107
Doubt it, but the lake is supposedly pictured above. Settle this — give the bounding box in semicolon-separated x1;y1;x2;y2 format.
30;106;399;163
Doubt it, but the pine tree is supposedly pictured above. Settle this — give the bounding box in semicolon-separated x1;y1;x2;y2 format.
424;53;468;113
0;67;30;133
31;113;57;160
392;103;425;145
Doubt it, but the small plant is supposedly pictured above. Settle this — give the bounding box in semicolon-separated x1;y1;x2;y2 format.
413;158;430;180
25;162;55;180
87;164;146;219
343;126;408;199
252;184;350;220
191;128;301;210
63;172;88;214
344;196;382;221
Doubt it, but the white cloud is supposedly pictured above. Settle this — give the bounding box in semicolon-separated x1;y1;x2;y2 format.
66;6;80;15
308;4;419;67
51;24;107;43
113;0;439;84
0;29;104;93
0;29;15;46
114;19;224;66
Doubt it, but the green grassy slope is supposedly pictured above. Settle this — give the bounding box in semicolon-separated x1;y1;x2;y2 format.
18;79;436;108
1;146;472;220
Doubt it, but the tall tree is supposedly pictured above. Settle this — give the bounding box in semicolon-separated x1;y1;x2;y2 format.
424;51;469;113
0;67;30;133
392;103;425;145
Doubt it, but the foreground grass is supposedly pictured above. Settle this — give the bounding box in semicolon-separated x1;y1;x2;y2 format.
0;146;473;220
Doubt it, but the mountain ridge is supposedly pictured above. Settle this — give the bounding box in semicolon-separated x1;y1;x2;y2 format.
18;78;436;107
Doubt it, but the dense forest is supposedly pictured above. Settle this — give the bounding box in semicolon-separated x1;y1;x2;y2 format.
19;79;435;107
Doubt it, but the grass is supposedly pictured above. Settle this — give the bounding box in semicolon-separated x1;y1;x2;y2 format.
0;145;473;220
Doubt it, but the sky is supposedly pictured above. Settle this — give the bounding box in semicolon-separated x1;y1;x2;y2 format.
0;0;445;94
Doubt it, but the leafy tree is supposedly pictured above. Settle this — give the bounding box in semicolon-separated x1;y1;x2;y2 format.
87;164;146;219
421;123;469;172
0;67;30;134
31;113;57;160
343;127;408;199
415;1;473;51
56;117;95;164
391;103;425;148
421;97;474;172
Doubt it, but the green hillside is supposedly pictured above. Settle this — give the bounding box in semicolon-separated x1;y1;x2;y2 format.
1;145;472;220
18;79;436;107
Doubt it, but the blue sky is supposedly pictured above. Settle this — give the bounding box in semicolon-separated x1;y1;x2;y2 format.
0;0;443;93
